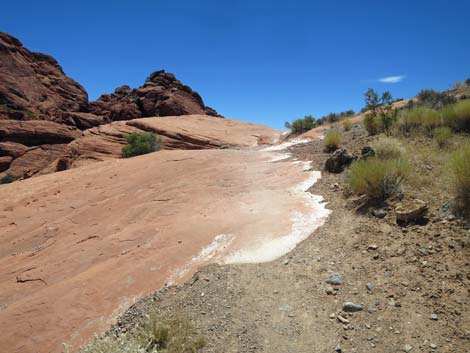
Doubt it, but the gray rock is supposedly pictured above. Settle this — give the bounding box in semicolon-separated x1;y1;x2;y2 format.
430;313;438;320
449;240;458;249
343;302;364;312
326;273;343;286
361;146;375;160
430;343;437;349
418;248;429;255
366;283;374;291
324;148;354;173
334;343;342;352
367;307;377;313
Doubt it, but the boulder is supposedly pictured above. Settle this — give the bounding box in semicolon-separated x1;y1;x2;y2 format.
324;148;354;173
395;199;428;222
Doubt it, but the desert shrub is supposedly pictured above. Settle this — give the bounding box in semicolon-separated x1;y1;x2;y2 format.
441;100;470;132
397;107;441;134
371;137;405;160
348;158;410;201
80;314;205;353
342;119;352;131
287;115;316;134
433;127;453;148
362;88;398;135
450;143;470;218
122;132;160;158
323;129;342;152
0;174;18;184
415;89;457;109
363;114;382;135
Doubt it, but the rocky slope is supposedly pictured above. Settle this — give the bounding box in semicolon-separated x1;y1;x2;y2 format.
0;32;222;178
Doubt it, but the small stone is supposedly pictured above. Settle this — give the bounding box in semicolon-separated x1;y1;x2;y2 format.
367;307;378;313
326;273;343;286
366;283;374;291
368;244;378;250
448;240;458;249
283;260;289;265
343;302;364;312
177;239;182;243
334;343;342;352
430;313;438;320
430;343;437;349
326;286;336;295
372;208;386;219
404;344;413;352
329;313;336;319
337;315;350;324
418;247;429;255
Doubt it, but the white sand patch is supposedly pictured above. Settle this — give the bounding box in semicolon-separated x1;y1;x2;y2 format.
167;234;234;285
261;138;310;152
223;168;330;264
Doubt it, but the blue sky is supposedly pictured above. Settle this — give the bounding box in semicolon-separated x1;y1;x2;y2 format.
1;0;469;129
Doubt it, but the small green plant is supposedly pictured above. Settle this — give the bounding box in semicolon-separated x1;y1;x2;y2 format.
433;126;453;148
323;129;342;152
414;89;457;109
348;158;410;201
371;137;405;160
450;143;470;219
342;119;352;131
122;132;160;158
0;173;18;184
79;314;206;353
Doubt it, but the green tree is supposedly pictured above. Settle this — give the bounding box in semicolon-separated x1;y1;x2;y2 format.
363;88;398;135
122;132;160;158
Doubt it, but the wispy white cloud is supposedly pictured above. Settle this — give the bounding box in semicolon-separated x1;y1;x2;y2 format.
378;75;406;83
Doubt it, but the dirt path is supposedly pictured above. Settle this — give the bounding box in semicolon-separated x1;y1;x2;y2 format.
112;126;470;353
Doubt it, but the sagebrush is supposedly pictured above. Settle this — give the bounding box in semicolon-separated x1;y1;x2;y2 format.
348;158;410;200
79;314;206;353
122;132;160;158
371;137;405;160
323;129;342;152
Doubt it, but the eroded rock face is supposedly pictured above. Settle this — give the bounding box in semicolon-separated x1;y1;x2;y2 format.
0;32;223;177
88;70;221;120
45;115;281;171
0;32;88;121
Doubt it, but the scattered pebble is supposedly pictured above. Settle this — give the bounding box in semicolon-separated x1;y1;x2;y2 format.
430;343;438;349
430;313;438;320
343;302;364;312
326;273;343;286
366;283;374;291
367;307;378;313
404;344;413;352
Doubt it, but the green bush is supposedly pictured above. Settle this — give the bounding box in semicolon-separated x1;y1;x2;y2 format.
433;127;453;148
440;100;470;132
122;132;160;158
371;137;405;160
79;314;206;353
287;115;316;134
348;158;410;201
415;89;457;109
450;143;470;218
342;119;352;131
0;174;18;184
323;129;342;152
363;114;380;135
397;107;441;134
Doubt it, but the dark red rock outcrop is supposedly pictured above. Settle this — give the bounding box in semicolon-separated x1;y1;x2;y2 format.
0;32;222;178
0;32;89;121
88;70;220;120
